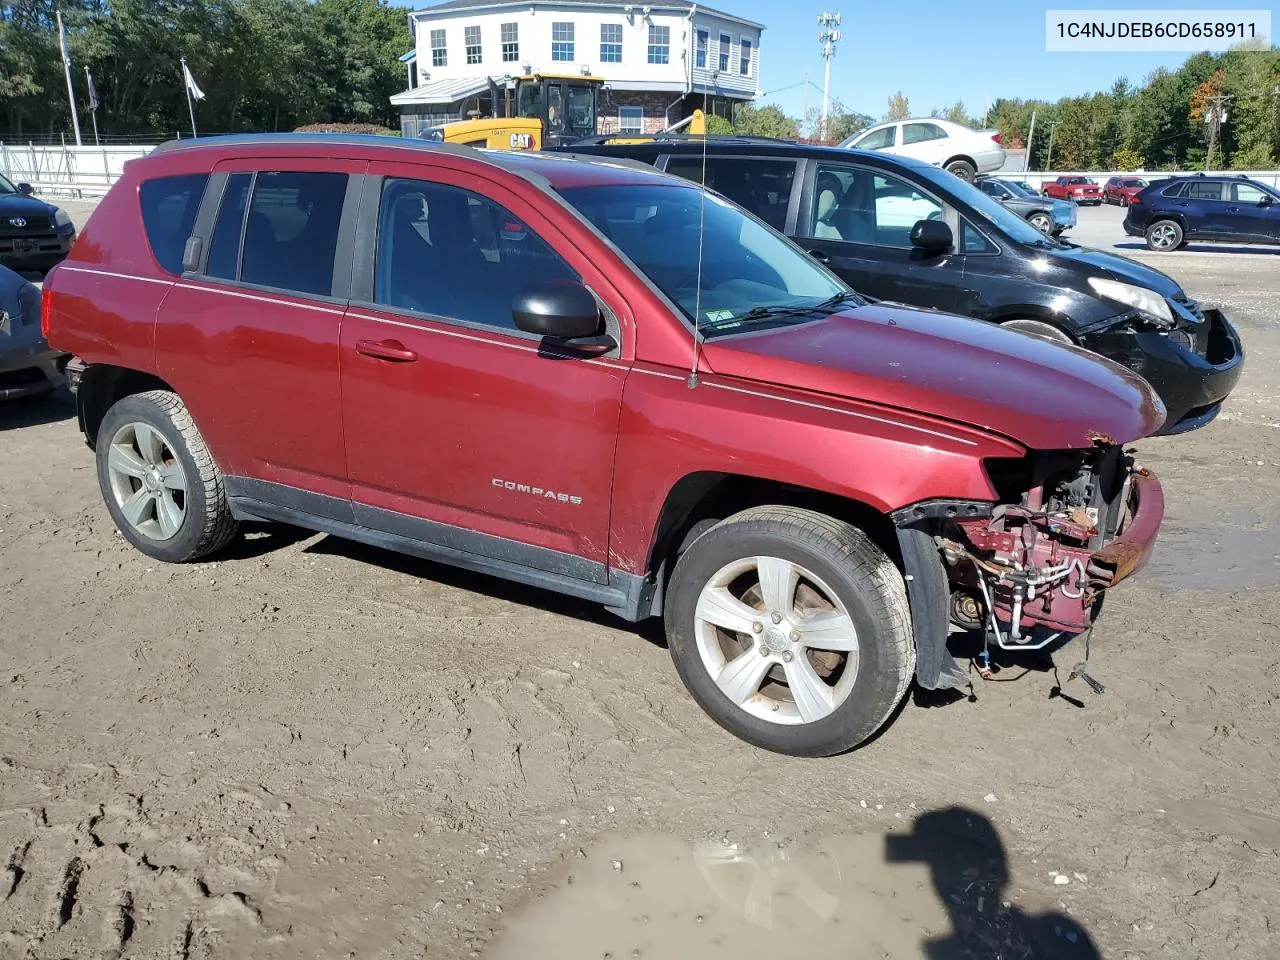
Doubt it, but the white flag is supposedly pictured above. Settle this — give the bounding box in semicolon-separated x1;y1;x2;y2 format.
182;60;206;101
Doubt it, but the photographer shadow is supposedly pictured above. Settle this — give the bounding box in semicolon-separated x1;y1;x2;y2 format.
888;806;1101;959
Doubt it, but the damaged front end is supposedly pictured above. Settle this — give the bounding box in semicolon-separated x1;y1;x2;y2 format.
894;441;1164;690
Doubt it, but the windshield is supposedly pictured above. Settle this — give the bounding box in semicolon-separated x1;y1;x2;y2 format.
910;165;1051;246
557;183;850;337
0;174;15;196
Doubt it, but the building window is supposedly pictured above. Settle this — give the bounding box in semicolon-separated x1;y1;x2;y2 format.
552;21;574;61
600;23;622;63
619;106;643;134
740;38;752;76
464;25;481;65
501;22;518;62
695;30;708;68
718;33;731;72
430;29;447;68
647;24;670;64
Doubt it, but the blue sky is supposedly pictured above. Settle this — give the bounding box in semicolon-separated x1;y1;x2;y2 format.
398;0;1276;123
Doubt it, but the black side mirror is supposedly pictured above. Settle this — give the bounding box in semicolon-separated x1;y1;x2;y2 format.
512;280;615;355
1259;194;1274;207
910;219;953;254
17;183;34;196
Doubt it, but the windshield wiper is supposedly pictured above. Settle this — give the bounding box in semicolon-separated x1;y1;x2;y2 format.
703;291;859;331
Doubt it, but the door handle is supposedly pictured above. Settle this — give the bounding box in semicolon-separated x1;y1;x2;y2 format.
355;339;417;362
807;249;830;263
1225;206;1240;212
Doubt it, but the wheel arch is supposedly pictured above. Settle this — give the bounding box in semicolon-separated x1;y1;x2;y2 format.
943;153;977;172
77;364;177;449
988;306;1082;340
638;471;904;615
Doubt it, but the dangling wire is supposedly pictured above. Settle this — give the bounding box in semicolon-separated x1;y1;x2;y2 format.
688;109;709;390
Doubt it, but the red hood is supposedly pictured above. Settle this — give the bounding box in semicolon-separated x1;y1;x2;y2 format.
701;303;1166;450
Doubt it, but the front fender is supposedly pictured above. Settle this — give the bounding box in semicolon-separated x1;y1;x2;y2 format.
607;366;1023;575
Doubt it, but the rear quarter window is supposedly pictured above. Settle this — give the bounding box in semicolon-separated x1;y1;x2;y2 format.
138;174;209;275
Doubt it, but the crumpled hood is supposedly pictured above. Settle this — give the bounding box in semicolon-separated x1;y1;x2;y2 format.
1046;244;1182;297
702;303;1167;450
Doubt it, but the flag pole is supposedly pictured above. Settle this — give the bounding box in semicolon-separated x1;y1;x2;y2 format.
181;57;198;138
57;9;83;147
85;66;100;146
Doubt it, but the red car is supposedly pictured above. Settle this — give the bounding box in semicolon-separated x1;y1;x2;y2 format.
43;134;1166;756
1104;176;1150;206
1043;176;1103;205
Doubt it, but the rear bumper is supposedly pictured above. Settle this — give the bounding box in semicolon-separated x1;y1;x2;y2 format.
1084;308;1244;435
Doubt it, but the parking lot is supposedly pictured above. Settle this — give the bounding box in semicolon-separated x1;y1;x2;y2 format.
1;197;1278;959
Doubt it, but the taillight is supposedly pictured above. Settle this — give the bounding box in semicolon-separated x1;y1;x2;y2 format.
41;284;53;340
991;133;1003;144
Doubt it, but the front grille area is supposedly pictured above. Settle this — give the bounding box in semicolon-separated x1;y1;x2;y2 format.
1171;295;1210;356
0;214;54;236
1174;294;1205;321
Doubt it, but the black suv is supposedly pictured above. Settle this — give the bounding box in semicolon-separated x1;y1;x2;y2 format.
560;137;1244;435
0;174;78;274
1124;173;1280;251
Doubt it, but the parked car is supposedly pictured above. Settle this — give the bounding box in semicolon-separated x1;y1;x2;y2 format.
1123;174;1280;251
0;263;67;399
836;118;1005;182
1103;176;1149;206
1043;176;1103;205
46;133;1167;756
559;138;1243;435
975;176;1076;235
0;174;78;273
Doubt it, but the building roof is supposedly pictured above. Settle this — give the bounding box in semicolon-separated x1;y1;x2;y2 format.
409;0;764;30
390;75;492;106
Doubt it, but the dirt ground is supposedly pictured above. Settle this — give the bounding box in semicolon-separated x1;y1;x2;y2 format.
1;201;1278;959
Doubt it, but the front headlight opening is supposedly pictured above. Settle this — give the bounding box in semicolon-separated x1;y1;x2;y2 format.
1088;276;1173;327
54;207;73;229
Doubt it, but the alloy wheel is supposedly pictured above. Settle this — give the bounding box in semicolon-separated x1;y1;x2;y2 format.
1148;223;1180;250
105;421;188;541
1029;213;1052;234
693;555;860;725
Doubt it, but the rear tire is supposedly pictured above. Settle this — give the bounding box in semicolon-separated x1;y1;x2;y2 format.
1145;219;1183;252
664;506;913;757
944;159;976;182
95;390;239;563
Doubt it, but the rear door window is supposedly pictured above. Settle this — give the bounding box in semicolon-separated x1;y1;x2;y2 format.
1185;181;1225;201
202;171;350;297
902;122;945;144
138;174;209;275
662;157;796;230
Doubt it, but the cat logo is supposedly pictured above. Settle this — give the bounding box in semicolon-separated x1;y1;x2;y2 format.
509;132;534;150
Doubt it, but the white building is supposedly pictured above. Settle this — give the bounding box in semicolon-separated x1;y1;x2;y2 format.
392;0;765;137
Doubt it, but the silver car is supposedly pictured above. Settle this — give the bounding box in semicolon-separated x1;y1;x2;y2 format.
0;264;67;399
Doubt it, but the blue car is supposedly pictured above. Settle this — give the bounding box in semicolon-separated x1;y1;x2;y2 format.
1124;173;1280;251
0;264;67;399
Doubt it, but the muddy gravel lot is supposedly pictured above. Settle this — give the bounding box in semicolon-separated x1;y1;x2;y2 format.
1;201;1278;959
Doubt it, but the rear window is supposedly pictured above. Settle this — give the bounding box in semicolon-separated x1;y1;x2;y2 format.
138;174;209;275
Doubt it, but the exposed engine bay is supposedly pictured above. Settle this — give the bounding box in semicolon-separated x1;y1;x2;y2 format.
940;443;1155;650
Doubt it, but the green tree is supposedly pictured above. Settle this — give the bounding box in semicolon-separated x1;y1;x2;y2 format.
885;91;909;121
733;103;798;139
1111;147;1144;170
931;101;973;127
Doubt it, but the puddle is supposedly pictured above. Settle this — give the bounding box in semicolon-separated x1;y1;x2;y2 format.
1144;519;1280;590
487;808;1097;959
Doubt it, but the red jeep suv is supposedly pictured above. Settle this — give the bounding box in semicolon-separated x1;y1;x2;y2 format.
44;134;1166;756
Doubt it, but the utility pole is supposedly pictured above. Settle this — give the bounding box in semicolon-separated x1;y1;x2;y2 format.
817;12;841;142
1024;109;1037;172
56;9;83;147
1045;122;1060;172
1204;93;1231;171
801;69;810;138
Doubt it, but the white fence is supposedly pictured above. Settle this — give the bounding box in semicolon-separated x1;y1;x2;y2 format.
4;139;1280;199
0;142;157;198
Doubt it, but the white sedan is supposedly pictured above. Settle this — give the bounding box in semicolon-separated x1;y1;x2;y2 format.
839;118;1006;183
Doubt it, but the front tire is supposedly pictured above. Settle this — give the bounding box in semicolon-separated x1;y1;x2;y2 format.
999;318;1074;344
1028;212;1053;234
96;390;239;563
664;506;913;757
944;159;976;182
1145;219;1183;252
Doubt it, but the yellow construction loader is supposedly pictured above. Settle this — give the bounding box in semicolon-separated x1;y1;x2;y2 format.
420;73;705;151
